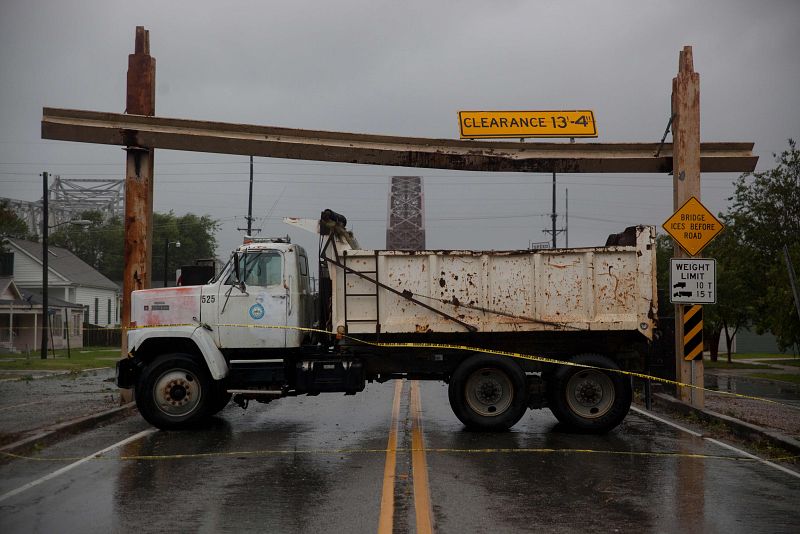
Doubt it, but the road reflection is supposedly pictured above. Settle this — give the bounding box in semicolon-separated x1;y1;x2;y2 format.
114;417;333;532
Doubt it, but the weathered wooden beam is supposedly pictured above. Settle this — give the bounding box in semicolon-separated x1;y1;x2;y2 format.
42;107;758;174
672;46;704;408
121;26;155;380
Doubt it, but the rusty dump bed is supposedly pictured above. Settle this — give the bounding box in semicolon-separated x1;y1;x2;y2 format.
328;226;656;340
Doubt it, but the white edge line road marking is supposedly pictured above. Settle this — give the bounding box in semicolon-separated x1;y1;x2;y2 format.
0;429;156;503
631;406;800;480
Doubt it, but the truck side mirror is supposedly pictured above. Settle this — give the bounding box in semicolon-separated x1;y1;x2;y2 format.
233;252;241;283
232;252;246;292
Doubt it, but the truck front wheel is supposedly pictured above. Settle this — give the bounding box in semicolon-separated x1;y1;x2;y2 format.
207;382;232;416
448;354;528;431
546;353;631;433
135;353;213;430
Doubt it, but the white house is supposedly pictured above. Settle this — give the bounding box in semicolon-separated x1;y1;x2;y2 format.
0;277;84;354
4;238;120;327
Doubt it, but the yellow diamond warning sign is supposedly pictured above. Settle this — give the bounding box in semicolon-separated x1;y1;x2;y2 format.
663;197;724;256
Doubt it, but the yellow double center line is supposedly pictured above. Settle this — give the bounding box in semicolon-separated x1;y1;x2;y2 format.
378;380;403;533
378;380;434;534
411;380;434;533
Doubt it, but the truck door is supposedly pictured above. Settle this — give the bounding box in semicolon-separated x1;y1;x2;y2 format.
217;250;287;348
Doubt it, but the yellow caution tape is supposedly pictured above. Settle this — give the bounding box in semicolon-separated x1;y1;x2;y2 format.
120;321;798;407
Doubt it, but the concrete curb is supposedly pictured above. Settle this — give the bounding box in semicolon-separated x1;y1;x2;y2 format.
649;393;800;456
0;403;138;458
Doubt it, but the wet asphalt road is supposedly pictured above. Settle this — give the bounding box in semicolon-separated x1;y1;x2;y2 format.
1;380;799;534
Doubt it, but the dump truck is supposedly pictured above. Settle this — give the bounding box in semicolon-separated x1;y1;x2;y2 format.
117;209;657;433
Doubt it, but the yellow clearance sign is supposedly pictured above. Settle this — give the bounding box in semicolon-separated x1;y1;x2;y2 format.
458;110;597;139
662;197;725;256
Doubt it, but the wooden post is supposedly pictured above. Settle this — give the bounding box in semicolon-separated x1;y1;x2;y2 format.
672;46;704;408
120;27;156;401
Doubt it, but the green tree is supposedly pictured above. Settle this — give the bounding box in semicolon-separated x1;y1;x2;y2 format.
727;139;800;351
654;233;674;319
51;210;218;283
0;201;33;244
702;220;757;362
50;211;123;277
152;212;219;285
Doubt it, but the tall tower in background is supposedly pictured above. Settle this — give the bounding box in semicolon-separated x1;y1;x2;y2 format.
386;176;425;250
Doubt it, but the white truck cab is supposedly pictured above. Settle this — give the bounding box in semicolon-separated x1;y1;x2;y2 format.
127;237;314;380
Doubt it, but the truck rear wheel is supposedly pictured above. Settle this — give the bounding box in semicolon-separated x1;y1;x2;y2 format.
135;353;213;430
546;353;631;434
448;354;528;431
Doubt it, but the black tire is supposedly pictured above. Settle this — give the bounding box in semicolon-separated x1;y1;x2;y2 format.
207;382;232;416
448;354;528;431
135;353;213;430
546;353;631;434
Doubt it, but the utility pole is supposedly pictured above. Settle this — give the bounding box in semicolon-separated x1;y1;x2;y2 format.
40;172;49;359
565;188;569;248
247;156;254;234
237;155;260;236
543;172;566;248
551;172;557;248
784;245;800;323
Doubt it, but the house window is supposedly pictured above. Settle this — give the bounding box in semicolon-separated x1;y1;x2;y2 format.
72;314;80;336
51;313;63;339
84;305;90;323
107;299;111;324
94;298;99;324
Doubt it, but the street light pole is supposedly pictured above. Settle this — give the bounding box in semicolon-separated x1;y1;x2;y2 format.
39;170;92;360
163;240;180;287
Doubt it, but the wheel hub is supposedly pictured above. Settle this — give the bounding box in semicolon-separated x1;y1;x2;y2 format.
153;369;201;416
476;380;502;405
167;381;189;404
575;380;602;406
565;370;614;419
465;368;513;417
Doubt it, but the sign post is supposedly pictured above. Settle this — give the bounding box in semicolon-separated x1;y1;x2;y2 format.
669;46;704;408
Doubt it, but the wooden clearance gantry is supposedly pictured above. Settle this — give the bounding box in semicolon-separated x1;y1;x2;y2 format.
41;29;756;410
42;107;757;174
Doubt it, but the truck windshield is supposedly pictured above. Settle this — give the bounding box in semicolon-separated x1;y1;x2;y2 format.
225;251;282;287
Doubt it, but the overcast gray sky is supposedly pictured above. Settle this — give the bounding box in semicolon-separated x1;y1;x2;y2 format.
1;0;798;259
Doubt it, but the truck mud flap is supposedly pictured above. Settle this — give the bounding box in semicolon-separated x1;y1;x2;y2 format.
116;358;140;389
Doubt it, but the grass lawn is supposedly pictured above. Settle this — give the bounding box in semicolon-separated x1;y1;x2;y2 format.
770;359;800;367
730;352;796;360
747;373;800;385
0;347;120;371
704;360;772;370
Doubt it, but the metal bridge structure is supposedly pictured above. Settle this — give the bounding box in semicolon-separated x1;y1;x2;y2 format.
2;176;124;235
386;176;425;250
